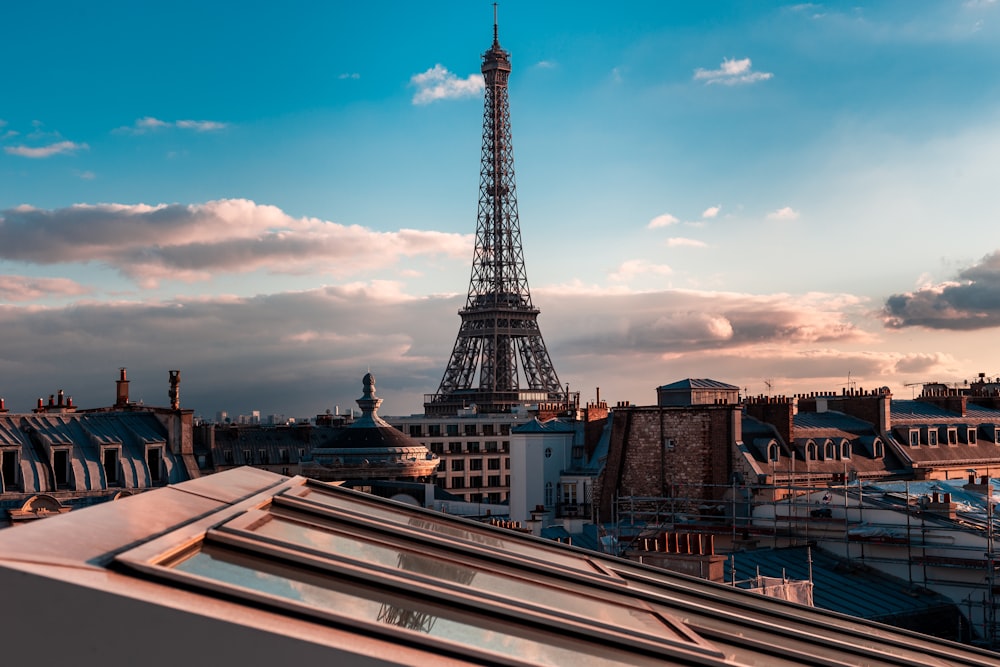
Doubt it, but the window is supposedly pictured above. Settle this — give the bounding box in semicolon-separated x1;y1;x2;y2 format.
446;424;459;437
280;449;290;464
505;475;510;486
572;446;584;459
464;424;477;436
968;429;977;445
224;449;234;464
243;449;252;464
873;440;884;458
947;429;958;445
448;442;462;454
451;459;465;472
806;442;817;461
928;430;938;446
103;448;120;486
500;424;511;435
450;477;465;489
470;476;482;488
429;442;444;455
469;493;483;503
147;446;163;483
504;457;510;469
488;475;502;487
562;483;578;505
824;442;835;460
501;441;510;452
1;449;20;491
53;449;70;487
259;449;269;465
909;430;920;447
545;481;554;506
469;458;483;471
488;492;502;504
488;458;501;470
483;424;495;436
485;441;498;452
995;428;1000;444
467;441;480;453
409;425;422;437
840;442;851;460
428;424;441;437
767;443;780;463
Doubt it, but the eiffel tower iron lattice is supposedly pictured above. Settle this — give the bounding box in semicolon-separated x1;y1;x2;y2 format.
425;15;563;416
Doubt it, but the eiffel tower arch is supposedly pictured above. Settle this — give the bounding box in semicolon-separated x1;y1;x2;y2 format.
425;13;563;416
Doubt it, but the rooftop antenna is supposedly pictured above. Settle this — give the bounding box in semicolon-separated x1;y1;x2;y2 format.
493;2;499;44
764;379;773;397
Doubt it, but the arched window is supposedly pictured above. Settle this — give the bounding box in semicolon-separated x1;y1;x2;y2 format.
544;481;553;507
840;441;851;460
767;442;780;463
806;442;818;461
824;441;835;460
873;440;884;459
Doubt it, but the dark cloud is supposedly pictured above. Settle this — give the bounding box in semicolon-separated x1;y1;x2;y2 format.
0;200;470;286
0;274;90;301
882;251;1000;330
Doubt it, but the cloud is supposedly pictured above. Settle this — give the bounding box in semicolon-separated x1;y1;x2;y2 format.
0;199;472;288
665;237;707;248
608;259;673;282
647;213;679;229
114;117;229;135
4;141;88;158
338;72;361;80
410;65;484;104
702;205;721;219
767;206;800;221
0;275;91;301
882;251;1000;330
534;60;557;69
694;58;773;85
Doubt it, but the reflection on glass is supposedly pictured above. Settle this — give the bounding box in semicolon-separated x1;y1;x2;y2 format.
291;486;589;570
251;514;672;638
170;544;654;667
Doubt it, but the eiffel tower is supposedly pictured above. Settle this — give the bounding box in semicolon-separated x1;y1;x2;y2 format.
425;11;563;416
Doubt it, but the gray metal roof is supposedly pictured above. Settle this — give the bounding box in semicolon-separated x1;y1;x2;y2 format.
657;378;740;391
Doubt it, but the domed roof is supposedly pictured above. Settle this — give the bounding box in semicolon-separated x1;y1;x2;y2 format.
331;372;422;450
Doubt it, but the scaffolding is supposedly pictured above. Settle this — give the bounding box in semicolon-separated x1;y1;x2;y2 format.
613;478;1000;649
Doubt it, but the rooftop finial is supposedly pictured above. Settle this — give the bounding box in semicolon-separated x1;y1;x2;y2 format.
493;2;499;45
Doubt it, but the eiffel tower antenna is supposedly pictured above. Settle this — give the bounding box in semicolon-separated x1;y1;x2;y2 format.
425;10;562;415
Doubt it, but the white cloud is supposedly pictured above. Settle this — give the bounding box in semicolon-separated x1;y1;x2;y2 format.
647;213;679;229
767;206;800;220
410;65;484;104
694;58;773;85
4;141;88;158
534;60;557;69
702;205;721;218
665;237;708;248
114;117;228;135
608;259;673;282
338;72;360;80
0;275;90;301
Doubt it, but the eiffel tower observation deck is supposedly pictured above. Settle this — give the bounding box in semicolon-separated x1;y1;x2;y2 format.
424;12;564;416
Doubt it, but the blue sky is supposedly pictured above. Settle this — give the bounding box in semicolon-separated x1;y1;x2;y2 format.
3;1;1000;419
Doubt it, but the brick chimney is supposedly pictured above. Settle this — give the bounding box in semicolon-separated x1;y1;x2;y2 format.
115;367;130;408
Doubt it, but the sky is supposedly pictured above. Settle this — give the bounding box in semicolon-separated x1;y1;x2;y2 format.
3;1;1000;420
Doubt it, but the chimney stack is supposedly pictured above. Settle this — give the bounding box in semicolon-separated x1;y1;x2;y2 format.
116;367;130;408
169;370;181;410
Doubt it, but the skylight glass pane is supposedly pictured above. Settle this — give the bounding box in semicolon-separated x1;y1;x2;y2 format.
248;513;674;639
287;485;591;570
170;543;666;667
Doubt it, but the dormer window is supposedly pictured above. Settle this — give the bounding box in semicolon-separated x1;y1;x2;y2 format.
994;428;1000;444
873;440;884;459
909;430;920;447
806;442;817;461
52;448;70;488
947;428;958;445
968;429;977;445
824;441;835;460
927;429;938;447
1;449;21;492
146;446;163;484
102;446;121;487
840;442;851;460
767;442;780;463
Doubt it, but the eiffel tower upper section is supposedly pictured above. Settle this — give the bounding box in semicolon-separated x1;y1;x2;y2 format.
424;14;563;416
